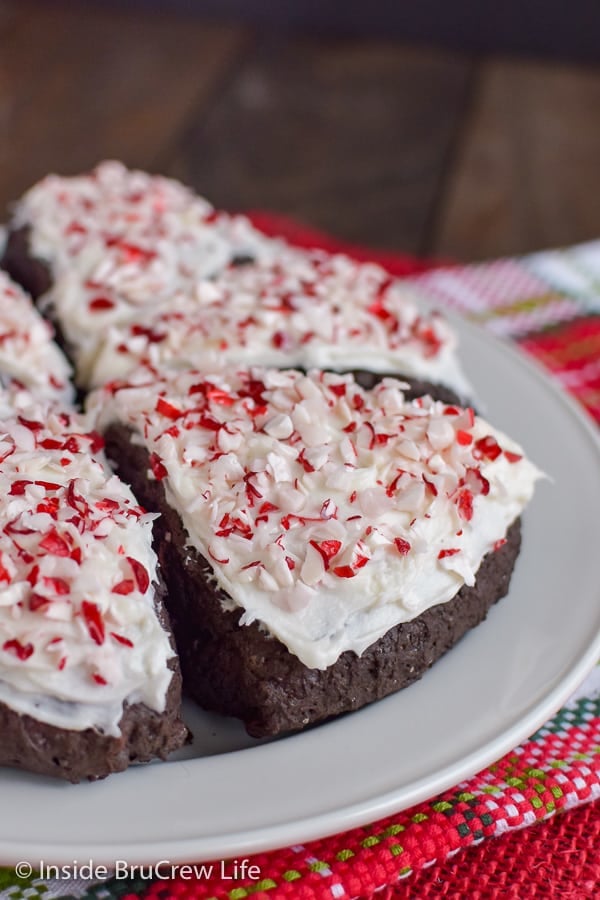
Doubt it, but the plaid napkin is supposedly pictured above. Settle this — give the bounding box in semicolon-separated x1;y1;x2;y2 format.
1;223;599;900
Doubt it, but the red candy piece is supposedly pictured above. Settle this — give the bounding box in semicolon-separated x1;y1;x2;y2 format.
394;538;411;556
81;600;105;645
456;488;474;521
309;539;342;570
89;297;115;312
127;557;150;593
333;565;357;578
29;594;50;612
505;450;523;464
87;431;105;453
96;498;120;512
111;632;134;648
39;529;71;557
43;576;69;595
438;548;460;559
112;579;135;595
475;435;502;461
0;559;11;583
3;639;34;661
149;453;168;481
156;397;183;420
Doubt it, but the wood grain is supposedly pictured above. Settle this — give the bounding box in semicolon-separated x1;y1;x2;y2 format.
170;37;473;254
432;59;600;261
0;1;246;212
2;3;598;261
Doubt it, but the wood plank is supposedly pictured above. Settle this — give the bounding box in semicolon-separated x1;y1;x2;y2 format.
0;1;246;213
171;37;473;253
432;59;600;261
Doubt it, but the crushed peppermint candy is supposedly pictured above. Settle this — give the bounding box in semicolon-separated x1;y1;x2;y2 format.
88;249;471;396
92;365;543;669
0;271;73;404
0;384;174;736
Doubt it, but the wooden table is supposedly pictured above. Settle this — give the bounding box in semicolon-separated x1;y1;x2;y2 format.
0;1;598;895
2;1;600;262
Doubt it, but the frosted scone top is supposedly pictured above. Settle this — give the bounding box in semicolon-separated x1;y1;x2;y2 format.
13;160;294;384
89;250;472;398
0;271;73;404
91;365;542;669
14;161;470;399
0;386;174;735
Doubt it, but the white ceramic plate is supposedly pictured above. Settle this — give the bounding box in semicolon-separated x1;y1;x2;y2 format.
1;315;600;868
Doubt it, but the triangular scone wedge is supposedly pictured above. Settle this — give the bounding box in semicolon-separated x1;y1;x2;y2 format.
0;385;187;781
2;162;470;401
90;364;542;737
2;161;294;387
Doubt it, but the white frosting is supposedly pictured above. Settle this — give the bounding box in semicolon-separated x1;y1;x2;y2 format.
89;251;472;398
0;386;174;735
15;161;293;385
91;366;542;670
0;271;73;404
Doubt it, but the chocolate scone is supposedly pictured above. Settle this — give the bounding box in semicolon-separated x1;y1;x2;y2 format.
0;386;188;781
1;161;296;388
90;365;541;738
1;162;471;401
